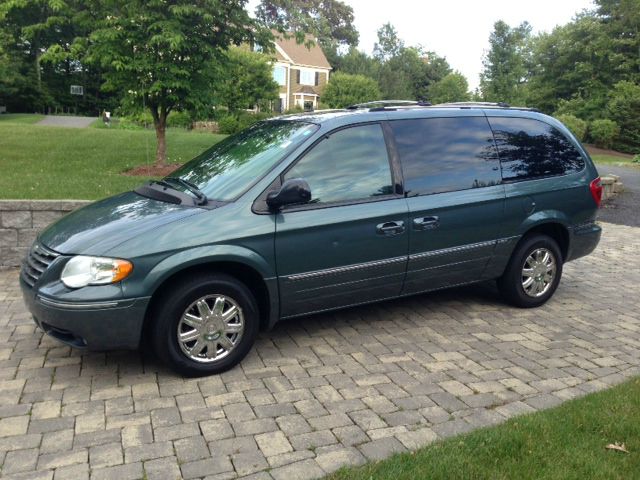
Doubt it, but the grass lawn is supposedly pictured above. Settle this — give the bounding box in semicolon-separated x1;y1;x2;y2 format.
0;118;225;199
0;113;45;124
329;377;640;480
592;154;640;168
2;114;638;200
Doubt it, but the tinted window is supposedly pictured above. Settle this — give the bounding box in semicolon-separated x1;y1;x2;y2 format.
488;117;586;181
284;124;393;204
390;117;501;196
173;121;318;201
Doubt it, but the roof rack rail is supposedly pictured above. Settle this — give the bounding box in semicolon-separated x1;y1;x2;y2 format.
345;100;431;111
433;101;540;112
434;101;511;108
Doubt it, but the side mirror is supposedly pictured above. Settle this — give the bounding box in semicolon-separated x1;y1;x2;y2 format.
266;178;311;210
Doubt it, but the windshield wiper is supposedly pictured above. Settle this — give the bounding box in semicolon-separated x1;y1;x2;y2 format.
164;177;208;206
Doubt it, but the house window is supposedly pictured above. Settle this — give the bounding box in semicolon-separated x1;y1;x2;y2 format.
299;69;315;86
273;66;286;86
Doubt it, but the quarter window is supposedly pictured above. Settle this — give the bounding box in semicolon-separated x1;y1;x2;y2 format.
284;124;394;204
390;117;501;196
488;117;586;181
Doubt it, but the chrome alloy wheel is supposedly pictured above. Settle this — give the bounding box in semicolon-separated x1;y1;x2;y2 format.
521;247;557;298
177;295;244;363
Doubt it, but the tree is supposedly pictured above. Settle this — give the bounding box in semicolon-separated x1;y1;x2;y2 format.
321;72;381;108
595;0;640;85
87;0;270;166
527;15;610;116
480;20;532;105
414;51;451;101
255;0;358;66
607;81;640;153
373;24;451;101
0;0;77;111
376;48;419;100
373;23;404;61
213;48;279;112
429;72;471;104
0;32;21;106
332;46;379;79
0;0;122;115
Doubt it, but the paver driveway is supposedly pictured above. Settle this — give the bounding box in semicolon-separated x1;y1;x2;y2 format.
1;222;639;480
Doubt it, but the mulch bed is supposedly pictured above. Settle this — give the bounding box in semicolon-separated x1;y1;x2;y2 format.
124;163;183;177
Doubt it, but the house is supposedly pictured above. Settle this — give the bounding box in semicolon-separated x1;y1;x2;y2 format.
270;33;332;112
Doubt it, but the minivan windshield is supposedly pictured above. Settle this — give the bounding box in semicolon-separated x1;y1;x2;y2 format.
170;120;318;202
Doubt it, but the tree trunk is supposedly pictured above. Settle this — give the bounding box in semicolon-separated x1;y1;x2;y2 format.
151;105;168;167
154;119;167;167
35;51;43;113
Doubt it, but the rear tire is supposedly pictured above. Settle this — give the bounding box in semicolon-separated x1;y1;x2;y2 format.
151;273;259;377
497;234;563;308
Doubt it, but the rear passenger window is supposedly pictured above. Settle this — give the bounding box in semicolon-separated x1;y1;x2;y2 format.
284;123;394;204
488;117;586;181
389;117;501;196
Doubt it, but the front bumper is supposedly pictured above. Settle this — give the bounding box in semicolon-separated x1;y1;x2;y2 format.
21;276;149;350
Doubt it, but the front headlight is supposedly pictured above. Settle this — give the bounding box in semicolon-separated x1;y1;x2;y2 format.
61;256;133;289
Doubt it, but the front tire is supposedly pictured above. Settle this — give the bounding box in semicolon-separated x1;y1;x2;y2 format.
151;273;259;377
498;234;563;308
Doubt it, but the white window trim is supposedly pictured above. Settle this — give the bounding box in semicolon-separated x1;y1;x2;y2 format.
273;65;286;86
299;68;316;86
294;94;318;109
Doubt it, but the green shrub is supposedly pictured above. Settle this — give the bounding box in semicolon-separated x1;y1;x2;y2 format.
120;110;153;127
632;154;640;164
589;119;620;149
217;115;240;134
167;110;192;128
284;105;304;114
217;111;274;134
117;110;192;129
555;114;587;141
552;95;606;122
321;72;381;108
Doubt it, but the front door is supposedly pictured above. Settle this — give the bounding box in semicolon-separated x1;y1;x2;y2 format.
274;123;409;318
387;116;506;294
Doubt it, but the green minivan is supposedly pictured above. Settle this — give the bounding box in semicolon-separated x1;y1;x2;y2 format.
20;102;603;376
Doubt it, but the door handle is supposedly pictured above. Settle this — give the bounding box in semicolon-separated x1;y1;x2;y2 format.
376;220;405;236
413;216;440;230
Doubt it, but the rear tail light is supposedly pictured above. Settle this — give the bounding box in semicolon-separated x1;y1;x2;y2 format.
590;177;603;207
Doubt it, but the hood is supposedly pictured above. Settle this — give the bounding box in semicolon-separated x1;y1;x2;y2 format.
39;191;205;255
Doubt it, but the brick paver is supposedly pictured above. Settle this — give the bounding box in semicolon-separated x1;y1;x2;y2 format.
1;222;639;479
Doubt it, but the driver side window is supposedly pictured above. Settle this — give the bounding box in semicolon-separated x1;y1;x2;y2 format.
284;124;394;204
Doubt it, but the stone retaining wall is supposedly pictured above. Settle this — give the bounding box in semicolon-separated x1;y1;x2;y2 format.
0;200;91;268
0;174;627;268
601;174;624;202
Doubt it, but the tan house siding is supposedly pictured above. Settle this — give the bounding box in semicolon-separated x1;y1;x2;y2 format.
271;33;332;111
288;68;329;110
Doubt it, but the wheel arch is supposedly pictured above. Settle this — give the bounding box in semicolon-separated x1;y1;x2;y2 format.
140;248;278;347
519;220;570;262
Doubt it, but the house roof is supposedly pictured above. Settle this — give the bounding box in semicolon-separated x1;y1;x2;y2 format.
273;32;332;70
294;85;318;95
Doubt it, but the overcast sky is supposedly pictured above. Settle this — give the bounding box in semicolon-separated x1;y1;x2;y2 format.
248;0;595;90
346;0;595;89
